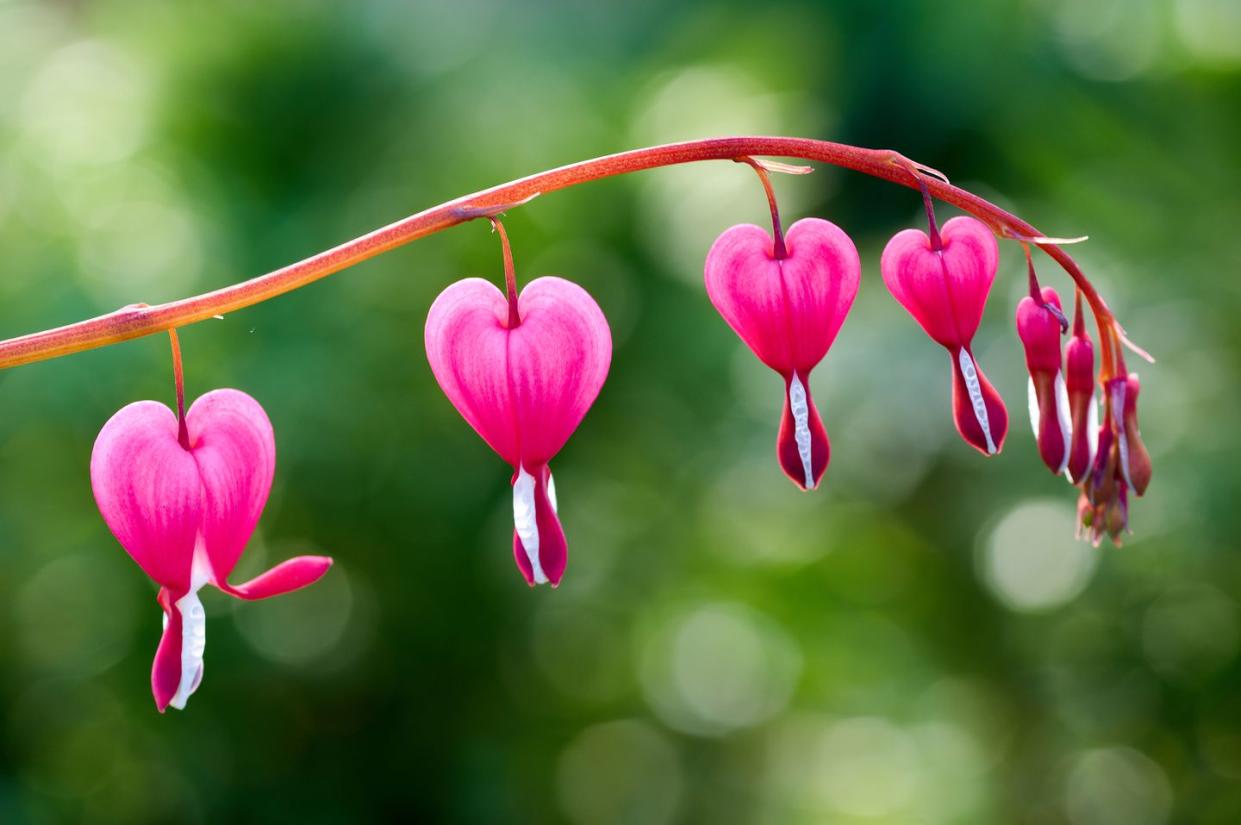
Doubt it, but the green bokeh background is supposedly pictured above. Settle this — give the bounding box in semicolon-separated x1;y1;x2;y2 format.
1;1;1239;822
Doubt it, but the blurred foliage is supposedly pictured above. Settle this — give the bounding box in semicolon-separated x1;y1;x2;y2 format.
1;0;1240;823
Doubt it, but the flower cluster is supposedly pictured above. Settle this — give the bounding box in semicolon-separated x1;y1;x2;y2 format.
84;157;1151;712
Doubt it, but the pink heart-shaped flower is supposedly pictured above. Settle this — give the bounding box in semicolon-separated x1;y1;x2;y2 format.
425;276;611;586
704;217;860;489
91;388;332;712
881;216;1008;456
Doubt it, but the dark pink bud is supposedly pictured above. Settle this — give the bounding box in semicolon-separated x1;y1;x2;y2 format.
1120;373;1152;496
1064;323;1097;484
1086;407;1119;507
1016;287;1070;475
881;216;1007;455
704;218;860;490
1016;288;1064;374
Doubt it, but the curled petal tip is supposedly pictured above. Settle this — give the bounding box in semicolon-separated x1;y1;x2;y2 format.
221;555;334;600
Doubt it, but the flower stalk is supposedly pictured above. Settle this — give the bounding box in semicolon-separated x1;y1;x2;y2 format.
0;136;1116;372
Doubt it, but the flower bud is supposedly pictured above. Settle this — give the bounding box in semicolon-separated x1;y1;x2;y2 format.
1016;287;1070;475
1064;326;1097;484
1120;373;1152;496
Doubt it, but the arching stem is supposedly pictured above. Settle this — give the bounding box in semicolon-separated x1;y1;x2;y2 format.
0;137;1118;371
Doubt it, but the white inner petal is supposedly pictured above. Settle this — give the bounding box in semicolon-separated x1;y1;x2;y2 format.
1027;376;1040;437
1054;372;1072;476
1086;393;1099;464
169;538;211;711
958;349;997;455
788;371;815;489
547;472;559;513
513;466;549;585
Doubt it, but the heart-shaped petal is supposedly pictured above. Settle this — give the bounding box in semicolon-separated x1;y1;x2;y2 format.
881;216;999;349
91;401;203;591
187;389;276;584
704;217;860;375
425;276;611;467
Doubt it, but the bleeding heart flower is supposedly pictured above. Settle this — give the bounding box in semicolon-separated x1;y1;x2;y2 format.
1064;301;1098;484
704;218;860;489
1016;286;1071;475
425;275;611;587
881;215;1008;456
91;389;332;712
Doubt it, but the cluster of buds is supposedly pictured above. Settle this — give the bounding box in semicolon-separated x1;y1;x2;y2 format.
1014;252;1153;545
1078;368;1153;545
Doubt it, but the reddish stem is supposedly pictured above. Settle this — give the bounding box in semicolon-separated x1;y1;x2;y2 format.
915;175;943;252
168;328;190;450
489;217;520;328
0;136;1116;370
1023;243;1069;332
1023;243;1040;300
737;157;787;258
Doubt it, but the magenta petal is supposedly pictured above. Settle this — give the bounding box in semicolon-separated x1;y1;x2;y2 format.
704;218;860;374
508;278;613;464
881;216;999;349
186;389;276;584
91;401;202;591
151;588;184;713
425;278;522;462
425;276;611;466
218;555;333;600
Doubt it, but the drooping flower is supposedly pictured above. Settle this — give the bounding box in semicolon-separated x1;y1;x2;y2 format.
704;218;860;489
881;215;1008;455
91;389;332;712
425;276;611;587
1064;297;1098;484
1016;286;1071;475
